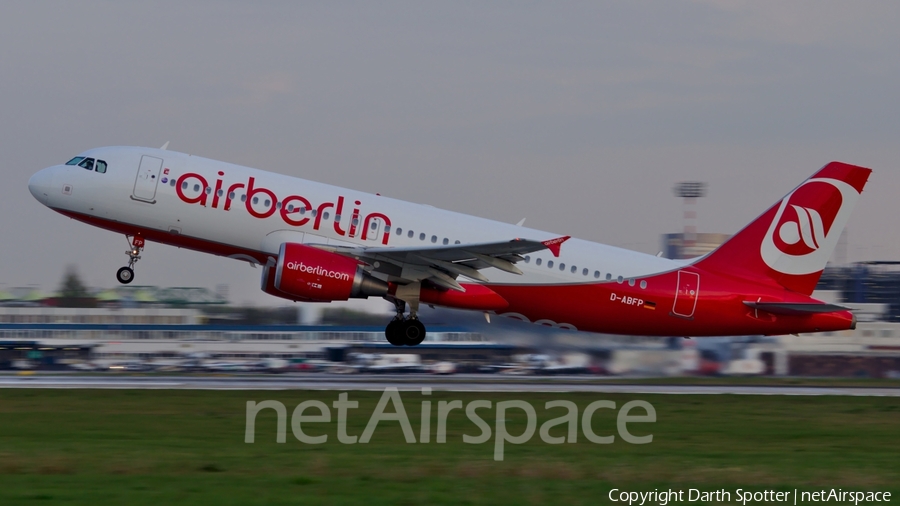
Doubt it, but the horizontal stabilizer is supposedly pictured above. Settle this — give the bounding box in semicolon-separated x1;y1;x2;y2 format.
743;301;850;316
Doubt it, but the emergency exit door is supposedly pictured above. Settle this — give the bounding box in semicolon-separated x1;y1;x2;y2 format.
364;216;384;242
132;155;163;203
672;270;700;318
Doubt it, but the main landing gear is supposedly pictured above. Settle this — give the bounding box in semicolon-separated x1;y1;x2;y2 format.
385;299;427;346
116;235;144;285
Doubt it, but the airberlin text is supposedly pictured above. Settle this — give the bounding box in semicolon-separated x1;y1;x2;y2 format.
286;261;351;282
175;171;392;244
244;388;656;461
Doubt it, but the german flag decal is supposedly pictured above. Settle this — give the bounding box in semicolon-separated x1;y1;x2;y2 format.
643;301;657;310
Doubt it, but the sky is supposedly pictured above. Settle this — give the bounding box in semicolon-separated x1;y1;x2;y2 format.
1;1;899;308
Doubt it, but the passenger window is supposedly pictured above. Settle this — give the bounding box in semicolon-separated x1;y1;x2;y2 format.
193;184;201;192
443;238;449;245
640;280;647;289
408;230;414;238
229;192;235;199
571;266;577;274
606;273;612;280
384;226;391;234
322;211;329;220
535;258;542;266
548;261;554;268
419;233;425;241
628;279;635;286
217;189;224;197
593;270;600;278
78;158;95;171
455;240;461;244
95;160;107;173
431;235;437;243
396;228;403;235
240;194;247;202
252;196;259;204
65;157;85;166
559;263;565;271
524;256;530;263
617;276;624;283
583;268;588;276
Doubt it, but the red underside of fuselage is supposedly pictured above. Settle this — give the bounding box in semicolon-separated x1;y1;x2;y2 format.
56;209;854;337
56;209;270;264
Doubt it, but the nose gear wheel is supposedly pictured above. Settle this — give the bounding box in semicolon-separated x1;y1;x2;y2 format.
117;235;144;285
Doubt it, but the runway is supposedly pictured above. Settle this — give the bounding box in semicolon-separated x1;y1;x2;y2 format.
1;373;900;396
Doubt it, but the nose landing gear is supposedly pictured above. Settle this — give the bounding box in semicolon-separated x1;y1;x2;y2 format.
116;235;144;285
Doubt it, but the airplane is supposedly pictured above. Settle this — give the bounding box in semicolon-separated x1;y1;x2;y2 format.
28;146;871;346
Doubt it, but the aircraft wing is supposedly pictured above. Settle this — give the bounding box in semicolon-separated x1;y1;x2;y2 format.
318;236;570;292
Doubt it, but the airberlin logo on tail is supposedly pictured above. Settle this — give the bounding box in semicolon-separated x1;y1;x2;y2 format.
779;205;826;252
760;178;859;275
286;261;351;282
773;182;841;256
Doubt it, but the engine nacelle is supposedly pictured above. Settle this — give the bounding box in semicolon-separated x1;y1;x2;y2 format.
261;243;388;302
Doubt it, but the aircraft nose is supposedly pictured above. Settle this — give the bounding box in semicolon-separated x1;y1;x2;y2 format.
28;168;54;205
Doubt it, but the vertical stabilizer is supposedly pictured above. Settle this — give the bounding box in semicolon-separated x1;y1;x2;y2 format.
694;162;871;295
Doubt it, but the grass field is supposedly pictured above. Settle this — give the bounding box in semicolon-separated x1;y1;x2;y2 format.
0;389;898;505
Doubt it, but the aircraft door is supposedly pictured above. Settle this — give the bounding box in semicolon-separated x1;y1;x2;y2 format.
364;216;383;242
672;270;700;318
132;155;163;203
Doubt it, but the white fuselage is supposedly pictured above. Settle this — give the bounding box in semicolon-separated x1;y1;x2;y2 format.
30;146;682;286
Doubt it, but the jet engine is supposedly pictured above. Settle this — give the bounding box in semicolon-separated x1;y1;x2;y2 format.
261;243;388;302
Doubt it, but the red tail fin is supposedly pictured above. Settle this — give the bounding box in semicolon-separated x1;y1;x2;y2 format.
694;162;871;295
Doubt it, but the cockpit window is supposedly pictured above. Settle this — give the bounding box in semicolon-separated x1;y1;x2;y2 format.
77;158;94;171
65;156;107;173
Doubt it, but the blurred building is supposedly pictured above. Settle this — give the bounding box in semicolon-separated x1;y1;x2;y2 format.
0;340;93;370
0;305;491;369
0;307;200;325
660;232;730;259
817;262;900;322
0;285;227;308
